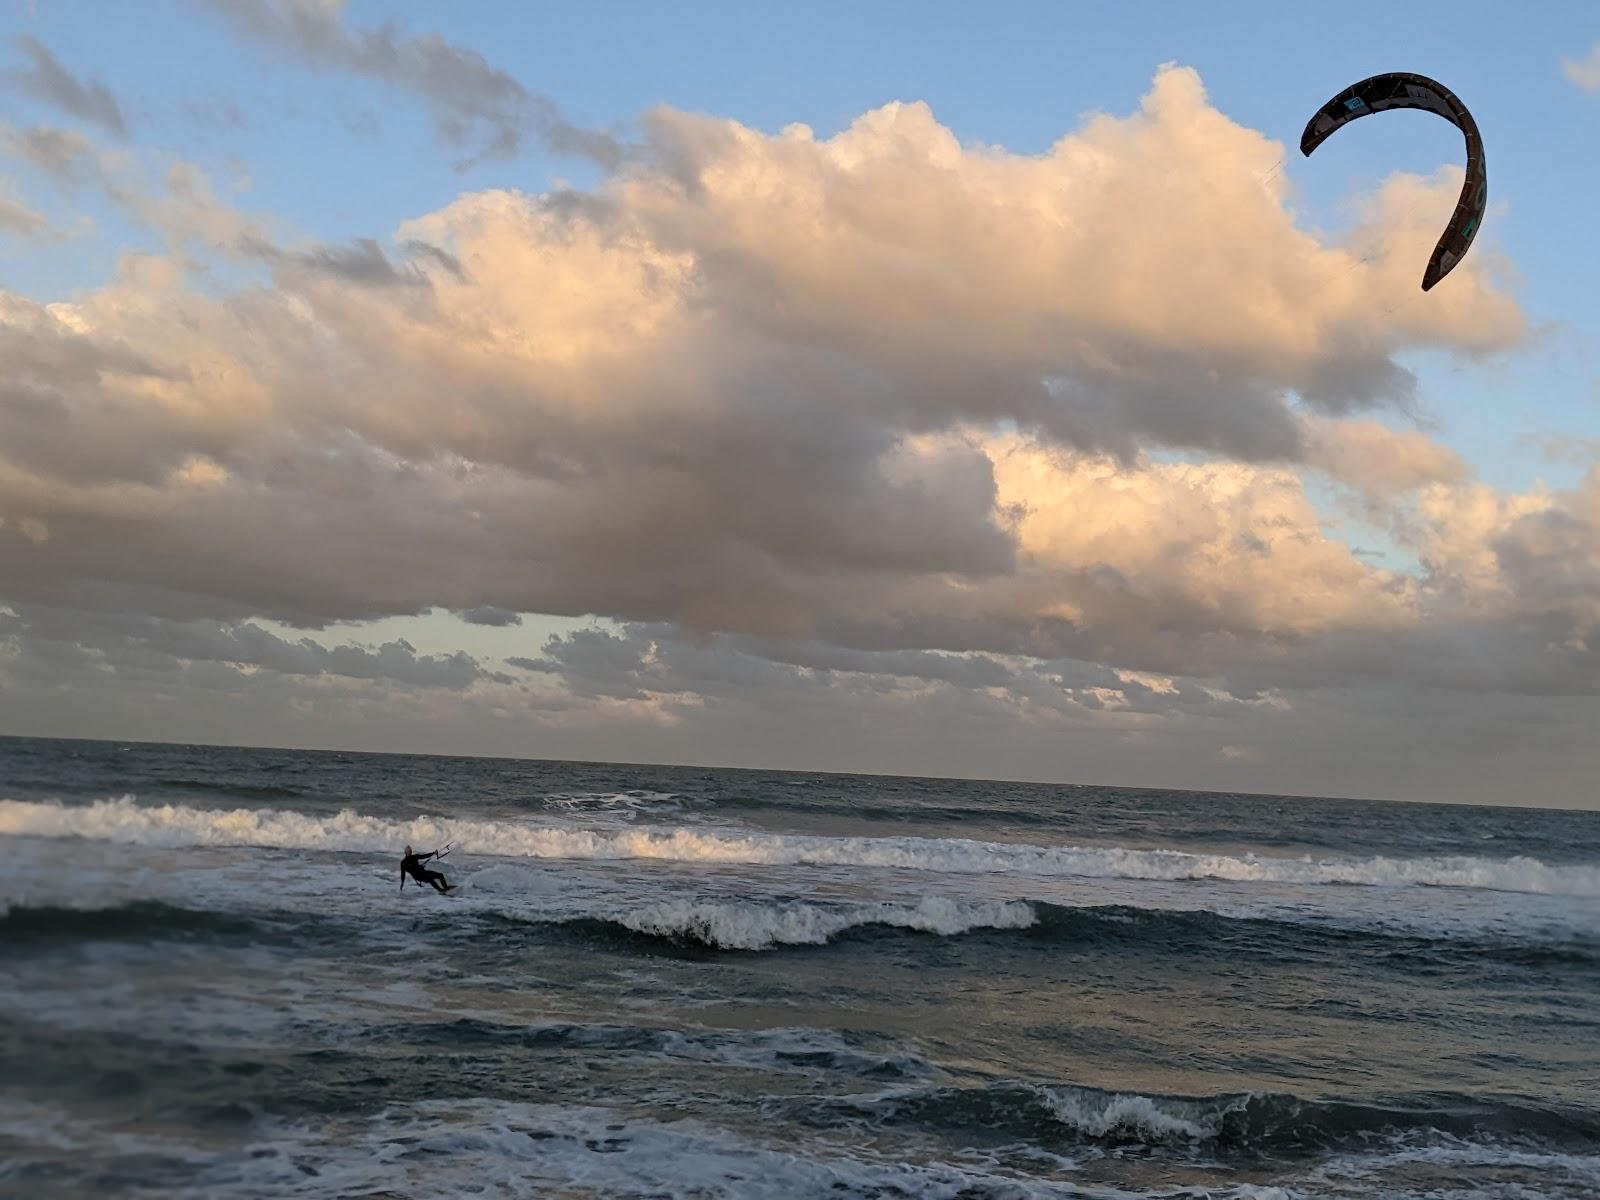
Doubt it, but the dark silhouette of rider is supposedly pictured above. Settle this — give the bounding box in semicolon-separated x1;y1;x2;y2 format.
400;845;451;893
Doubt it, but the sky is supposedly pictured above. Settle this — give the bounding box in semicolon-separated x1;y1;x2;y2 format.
2;1;1599;807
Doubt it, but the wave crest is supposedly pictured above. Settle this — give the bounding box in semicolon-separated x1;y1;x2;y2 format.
853;1082;1600;1154
4;796;1599;897
590;895;1034;950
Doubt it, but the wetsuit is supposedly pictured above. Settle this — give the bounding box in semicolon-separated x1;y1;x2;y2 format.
401;851;450;893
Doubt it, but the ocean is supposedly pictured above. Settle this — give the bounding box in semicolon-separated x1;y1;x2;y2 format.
1;735;1597;1199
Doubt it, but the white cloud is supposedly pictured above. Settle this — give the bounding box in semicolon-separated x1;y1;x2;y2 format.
1562;42;1600;92
988;432;1418;640
1301;416;1468;498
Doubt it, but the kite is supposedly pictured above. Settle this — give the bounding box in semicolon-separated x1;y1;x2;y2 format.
1300;73;1486;291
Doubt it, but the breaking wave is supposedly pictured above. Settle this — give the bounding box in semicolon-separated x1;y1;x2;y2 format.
5;796;1600;897
9;891;1596;966
551;895;1036;951
0;894;1033;954
835;1081;1600;1155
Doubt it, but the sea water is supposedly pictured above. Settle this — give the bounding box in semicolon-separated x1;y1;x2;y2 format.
2;735;1597;1198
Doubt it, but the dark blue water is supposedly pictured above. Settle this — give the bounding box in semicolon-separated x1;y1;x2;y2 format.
3;735;1598;1198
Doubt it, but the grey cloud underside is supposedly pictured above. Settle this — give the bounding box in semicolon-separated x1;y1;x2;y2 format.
5;640;1591;808
5;37;127;136
525;616;1600;712
520;623;1229;719
0;606;509;690
513;625;1600;806
459;605;521;627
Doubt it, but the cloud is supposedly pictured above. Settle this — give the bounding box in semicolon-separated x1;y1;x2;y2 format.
3;62;1586;799
516;621;1250;736
199;0;620;166
6;607;1594;804
0;186;47;237
459;605;521;627
0;68;1526;648
0;124;96;183
1406;467;1600;644
0;605;510;689
1563;42;1600;92
5;36;127;136
480;620;1600;804
1301;415;1468;497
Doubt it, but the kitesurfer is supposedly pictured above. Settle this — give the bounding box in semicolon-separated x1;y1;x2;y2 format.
400;844;453;893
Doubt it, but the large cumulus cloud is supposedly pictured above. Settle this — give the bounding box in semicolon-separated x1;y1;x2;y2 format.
0;68;1525;635
3;62;1593;802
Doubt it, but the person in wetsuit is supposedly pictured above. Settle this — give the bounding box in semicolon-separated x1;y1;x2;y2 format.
400;844;452;893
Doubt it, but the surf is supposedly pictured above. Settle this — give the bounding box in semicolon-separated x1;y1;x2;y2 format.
6;795;1600;898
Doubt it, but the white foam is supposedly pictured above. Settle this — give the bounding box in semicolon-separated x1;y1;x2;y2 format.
1039;1087;1233;1144
540;791;690;824
204;1100;1103;1200
612;895;1036;950
6;796;1599;898
544;790;683;810
1302;1136;1600;1200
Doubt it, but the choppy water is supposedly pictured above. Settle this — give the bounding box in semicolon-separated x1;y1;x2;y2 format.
2;735;1597;1198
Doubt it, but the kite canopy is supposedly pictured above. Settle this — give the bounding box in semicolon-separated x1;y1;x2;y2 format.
1300;72;1486;292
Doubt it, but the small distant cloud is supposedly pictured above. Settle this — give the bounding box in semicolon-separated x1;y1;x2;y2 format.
184;95;249;133
1532;434;1600;465
1220;745;1264;764
5;36;127;135
506;656;554;672
0;123;96;182
276;237;415;286
0;186;47;237
1563;41;1600;92
459;605;522;627
199;0;620;167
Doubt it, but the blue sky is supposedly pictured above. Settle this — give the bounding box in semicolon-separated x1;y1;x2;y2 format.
3;3;1600;804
